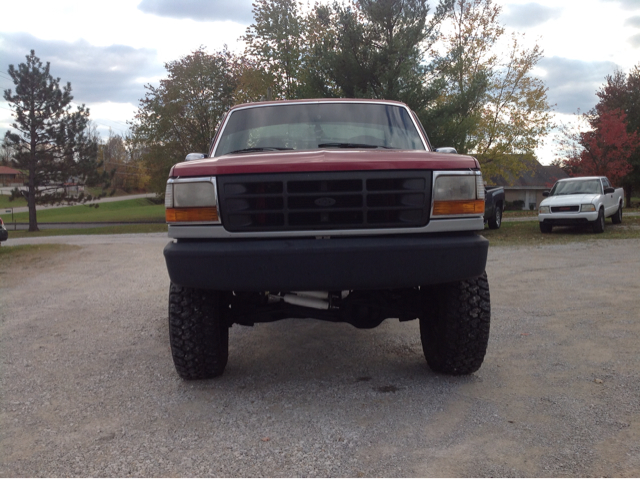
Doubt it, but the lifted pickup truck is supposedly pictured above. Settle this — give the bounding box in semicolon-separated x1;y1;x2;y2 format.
538;176;624;233
163;99;490;380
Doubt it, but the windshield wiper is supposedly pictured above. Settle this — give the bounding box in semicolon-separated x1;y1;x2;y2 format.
229;147;293;154
318;142;393;149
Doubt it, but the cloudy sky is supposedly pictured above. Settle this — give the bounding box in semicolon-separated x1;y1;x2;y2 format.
1;0;639;164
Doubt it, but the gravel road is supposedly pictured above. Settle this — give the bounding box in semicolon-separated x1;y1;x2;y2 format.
1;235;639;477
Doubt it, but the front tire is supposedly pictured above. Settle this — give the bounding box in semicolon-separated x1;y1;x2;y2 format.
488;204;502;229
592;207;605;233
419;272;491;375
612;203;622;224
540;222;553;233
168;283;229;380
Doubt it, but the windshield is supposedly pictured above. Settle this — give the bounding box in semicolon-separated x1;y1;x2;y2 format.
550;179;602;196
213;103;426;157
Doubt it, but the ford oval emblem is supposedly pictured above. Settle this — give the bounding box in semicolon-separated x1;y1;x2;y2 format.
314;197;336;207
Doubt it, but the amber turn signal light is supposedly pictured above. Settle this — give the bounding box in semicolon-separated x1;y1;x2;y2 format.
166;207;219;223
432;199;484;216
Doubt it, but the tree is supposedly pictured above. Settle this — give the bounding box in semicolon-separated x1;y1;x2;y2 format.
98;132;150;192
595;66;640;206
323;0;450;109
230;55;277;104
0;138;16;165
243;0;451;107
130;48;238;194
422;0;503;153
3;50;110;232
421;0;552;179
472;36;552;179
242;0;304;100
556;108;639;185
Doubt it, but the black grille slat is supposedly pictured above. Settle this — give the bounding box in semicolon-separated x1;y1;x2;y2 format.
218;171;432;232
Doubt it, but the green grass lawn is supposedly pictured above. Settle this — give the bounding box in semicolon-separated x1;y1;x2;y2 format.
0;194;27;209
484;215;640;246
4;223;167;239
10;198;165;223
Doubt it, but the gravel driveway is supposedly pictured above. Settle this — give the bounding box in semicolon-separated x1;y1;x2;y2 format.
1;235;639;477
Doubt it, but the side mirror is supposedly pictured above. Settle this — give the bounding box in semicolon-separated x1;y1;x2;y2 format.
435;147;458;154
185;153;206;162
604;187;615;194
542;191;550;197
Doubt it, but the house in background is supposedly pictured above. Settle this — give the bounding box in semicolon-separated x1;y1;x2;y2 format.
0;166;24;186
489;159;569;211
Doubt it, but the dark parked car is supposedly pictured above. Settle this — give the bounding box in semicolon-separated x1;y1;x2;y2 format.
484;186;505;229
0;217;8;243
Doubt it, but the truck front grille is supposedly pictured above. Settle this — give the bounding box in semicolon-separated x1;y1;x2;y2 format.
217;171;432;232
551;206;580;213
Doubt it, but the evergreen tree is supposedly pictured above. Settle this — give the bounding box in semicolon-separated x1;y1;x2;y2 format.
242;0;304;100
304;0;450;109
3;50;110;232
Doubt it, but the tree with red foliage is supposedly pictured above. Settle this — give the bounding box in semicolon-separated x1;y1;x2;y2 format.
596;67;640;206
556;108;639;186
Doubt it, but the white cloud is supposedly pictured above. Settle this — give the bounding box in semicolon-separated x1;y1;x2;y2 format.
600;0;640;10
537;57;620;114
503;3;562;28
1;33;162;104
138;0;254;24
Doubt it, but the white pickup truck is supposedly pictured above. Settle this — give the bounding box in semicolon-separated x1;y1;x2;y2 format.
538;176;625;233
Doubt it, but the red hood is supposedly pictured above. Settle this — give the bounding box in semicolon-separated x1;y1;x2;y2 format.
169;149;480;177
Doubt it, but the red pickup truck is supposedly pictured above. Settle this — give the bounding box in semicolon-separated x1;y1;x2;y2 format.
163;99;490;379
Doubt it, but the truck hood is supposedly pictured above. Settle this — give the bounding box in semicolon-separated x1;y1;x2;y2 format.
169;149;480;177
540;194;600;206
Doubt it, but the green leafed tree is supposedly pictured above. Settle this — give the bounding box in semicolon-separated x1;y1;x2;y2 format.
242;0;305;100
130;48;238;194
243;0;451;108
421;0;552;179
98;131;150;193
3;50;110;232
326;0;450;108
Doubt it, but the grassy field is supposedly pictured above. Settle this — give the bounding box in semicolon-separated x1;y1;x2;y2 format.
0;195;27;209
503;200;640;218
484;215;640;246
4;223;167;239
8;198;165;223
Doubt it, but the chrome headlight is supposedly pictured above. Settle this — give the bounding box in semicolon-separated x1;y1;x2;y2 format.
165;177;220;223
581;204;596;212
539;206;550;214
432;172;485;216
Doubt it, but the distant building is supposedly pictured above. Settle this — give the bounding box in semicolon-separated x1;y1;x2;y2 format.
489;159;569;210
0;166;24;186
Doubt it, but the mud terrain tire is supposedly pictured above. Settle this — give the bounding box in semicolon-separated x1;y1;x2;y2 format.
592;207;605;233
612;203;622;224
488;204;502;229
419;272;491;375
540;222;553;233
168;283;229;380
